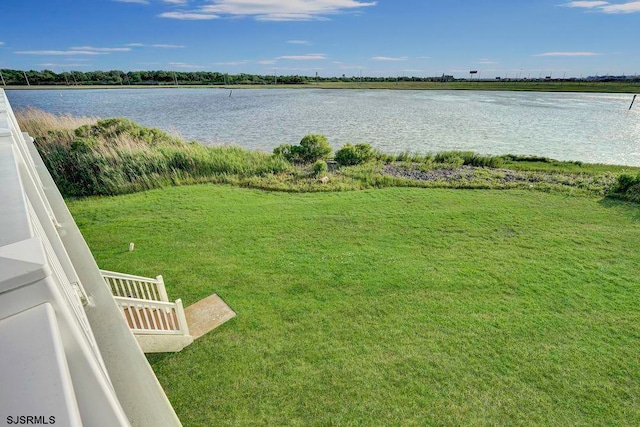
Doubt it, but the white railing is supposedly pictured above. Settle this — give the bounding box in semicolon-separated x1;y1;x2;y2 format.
114;297;189;335
102;270;190;337
101;270;169;302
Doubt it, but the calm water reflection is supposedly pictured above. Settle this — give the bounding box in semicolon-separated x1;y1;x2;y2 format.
6;88;640;166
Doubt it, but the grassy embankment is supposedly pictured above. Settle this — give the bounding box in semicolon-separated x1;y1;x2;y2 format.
69;185;640;426
8;80;640;93
16;108;640;200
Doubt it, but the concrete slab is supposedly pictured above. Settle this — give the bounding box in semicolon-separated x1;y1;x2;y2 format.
184;294;236;339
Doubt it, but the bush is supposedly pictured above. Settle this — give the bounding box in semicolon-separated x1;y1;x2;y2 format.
75;118;183;147
610;173;640;202
273;134;332;164
335;143;375;166
273;144;294;159
298;134;332;163
313;160;328;176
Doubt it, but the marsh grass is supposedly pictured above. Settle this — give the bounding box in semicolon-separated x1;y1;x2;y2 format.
18;110;290;196
16;107;97;147
17;108;640;199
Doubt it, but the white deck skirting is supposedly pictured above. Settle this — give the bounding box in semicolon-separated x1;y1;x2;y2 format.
0;89;182;426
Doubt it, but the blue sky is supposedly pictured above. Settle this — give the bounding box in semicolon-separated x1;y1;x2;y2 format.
1;0;639;78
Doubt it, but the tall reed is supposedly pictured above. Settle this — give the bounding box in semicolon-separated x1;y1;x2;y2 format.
17;109;290;197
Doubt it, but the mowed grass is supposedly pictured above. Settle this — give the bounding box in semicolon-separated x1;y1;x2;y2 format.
68;185;640;426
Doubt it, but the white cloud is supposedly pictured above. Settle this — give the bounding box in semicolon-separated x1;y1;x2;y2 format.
601;1;640;13
216;60;249;65
533;51;600;56
163;0;188;3
159;11;219;19
257;13;324;21
257;60;277;65
71;46;132;52
287;40;310;45
0;42;4;46
339;64;364;69
563;1;640;13
277;53;326;60
15;50;107;55
272;67;324;71
16;45;131;56
199;0;376;21
124;43;187;48
169;62;206;69
563;1;609;8
38;63;91;67
370;56;408;61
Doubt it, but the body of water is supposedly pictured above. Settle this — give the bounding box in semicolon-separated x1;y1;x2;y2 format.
6;88;640;166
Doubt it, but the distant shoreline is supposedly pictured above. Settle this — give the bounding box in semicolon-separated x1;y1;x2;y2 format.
3;81;639;94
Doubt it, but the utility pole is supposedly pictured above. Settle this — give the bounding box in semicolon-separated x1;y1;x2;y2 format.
23;71;30;86
173;72;178;86
0;70;6;86
274;69;277;85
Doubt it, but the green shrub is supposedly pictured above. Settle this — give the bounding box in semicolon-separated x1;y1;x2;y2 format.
273;134;332;164
70;137;98;152
335;143;375;166
273;144;294;159
313;160;328;176
75;118;184;147
610;173;640;202
298;134;332;163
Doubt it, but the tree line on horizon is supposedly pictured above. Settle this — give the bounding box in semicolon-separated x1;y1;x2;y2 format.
1;68;638;87
0;68;453;86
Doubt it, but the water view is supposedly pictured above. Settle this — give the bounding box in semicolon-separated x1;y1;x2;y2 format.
6;88;640;166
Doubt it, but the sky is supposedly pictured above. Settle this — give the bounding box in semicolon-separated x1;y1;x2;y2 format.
1;0;639;78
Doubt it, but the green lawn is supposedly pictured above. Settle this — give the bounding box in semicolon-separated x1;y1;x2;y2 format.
69;185;640;426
